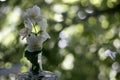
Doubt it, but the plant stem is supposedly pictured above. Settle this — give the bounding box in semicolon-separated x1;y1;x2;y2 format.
38;52;43;71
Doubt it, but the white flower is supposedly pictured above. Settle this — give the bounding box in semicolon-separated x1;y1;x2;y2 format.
19;20;32;39
41;31;51;40
26;34;48;52
37;18;48;31
23;5;48;32
21;5;51;52
23;5;42;23
105;49;117;60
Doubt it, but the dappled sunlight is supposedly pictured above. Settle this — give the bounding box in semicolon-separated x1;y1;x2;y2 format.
112;62;120;72
88;17;97;25
58;23;84;49
98;48;107;60
6;7;21;25
63;24;84;37
109;70;117;80
19;36;27;44
107;0;118;8
20;57;30;73
98;65;110;80
113;39;120;49
54;23;63;31
0;26;14;42
0;5;23;80
52;4;69;14
101;20;109;29
90;0;103;7
85;7;94;14
59;31;68;39
53;13;63;22
68;5;79;18
78;11;87;20
58;39;68;48
58;30;69;48
0;0;120;80
62;0;79;4
59;49;69;56
47;41;55;49
2;32;16;46
61;54;74;70
5;62;12;69
89;44;97;53
44;0;54;4
104;27;116;40
0;6;21;46
99;15;109;29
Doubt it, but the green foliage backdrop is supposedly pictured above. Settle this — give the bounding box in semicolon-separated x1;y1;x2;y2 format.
0;0;120;80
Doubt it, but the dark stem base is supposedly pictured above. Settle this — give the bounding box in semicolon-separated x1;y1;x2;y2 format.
25;50;41;75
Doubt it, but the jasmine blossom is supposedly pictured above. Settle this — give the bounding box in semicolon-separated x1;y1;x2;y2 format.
19;20;32;39
26;33;49;52
23;5;42;23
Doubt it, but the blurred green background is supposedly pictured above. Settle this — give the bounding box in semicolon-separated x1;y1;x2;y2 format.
0;0;120;80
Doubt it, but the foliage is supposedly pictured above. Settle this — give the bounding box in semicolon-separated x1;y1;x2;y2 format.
0;0;120;80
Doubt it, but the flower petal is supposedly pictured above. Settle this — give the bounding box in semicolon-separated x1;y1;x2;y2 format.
24;19;32;30
19;27;31;39
41;31;51;39
26;34;44;52
23;5;42;23
37;18;48;31
32;5;41;16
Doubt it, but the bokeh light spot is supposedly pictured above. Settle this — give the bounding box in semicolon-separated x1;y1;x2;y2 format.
54;13;63;22
113;39;120;49
53;4;69;13
62;0;79;4
98;48;107;60
61;54;74;70
58;39;68;48
88;17;97;25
